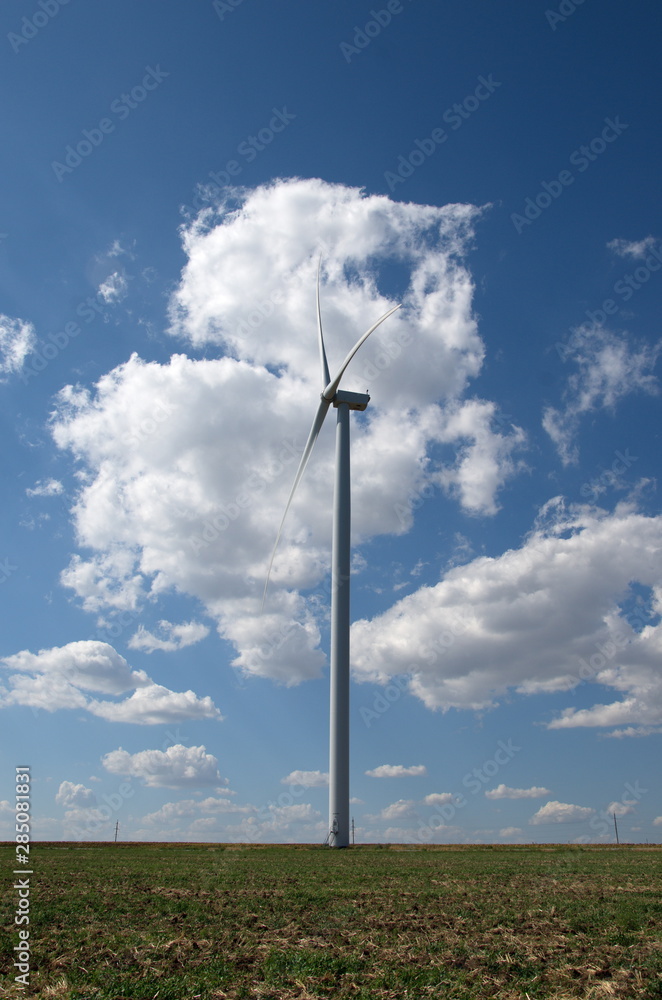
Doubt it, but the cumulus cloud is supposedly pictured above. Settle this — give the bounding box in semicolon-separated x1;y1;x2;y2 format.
128;620;210;653
55;781;97;808
142;796;251;827
0;313;36;378
281;769;329;787
529;801;595;825
26;479;64;498
48;179;529;687
98;271;129;304
423;792;455;805
377;799;417;821
434;399;526;516
485;784;551;800
543;326;660;465
499;827;524;838
63;806;112;840
351;503;662;727
653;817;662;827
607;236;657;259
365;764;427;778
132;795;326;843
607;800;636;817
102;744;226;788
88;683;221;725
0;640;221;724
1;641;147;700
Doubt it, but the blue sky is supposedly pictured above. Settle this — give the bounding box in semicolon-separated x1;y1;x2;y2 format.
1;0;661;845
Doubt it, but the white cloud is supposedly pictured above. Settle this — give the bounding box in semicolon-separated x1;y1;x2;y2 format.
26;479;64;498
351;504;662;726
543;326;660;465
281;769;329;787
48;180;529;687
98;271;129;304
142;796;251;826
193;802;326;845
435;399;526;516
607;800;635;817
102;744;226;788
1;641;147;699
377;799;417;820
128;620;210;653
0;640;221;724
0;313;36;378
88;683;221;725
365;764;427;778
485;784;551;800
423;792;455;805
499;827;524;837
607;236;657;259
602;725;662;738
55;781;97;808
529;801;595;825
652;816;662;827
63;806;111;839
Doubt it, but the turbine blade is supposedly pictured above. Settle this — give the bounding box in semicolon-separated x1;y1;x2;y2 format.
317;257;331;389
262;395;331;608
323;303;401;399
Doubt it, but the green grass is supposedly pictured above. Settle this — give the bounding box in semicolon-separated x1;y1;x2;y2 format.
0;843;660;998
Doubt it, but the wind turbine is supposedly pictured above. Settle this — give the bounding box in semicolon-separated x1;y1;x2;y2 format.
264;261;400;847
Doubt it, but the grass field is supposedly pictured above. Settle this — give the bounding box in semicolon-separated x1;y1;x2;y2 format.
1;843;661;999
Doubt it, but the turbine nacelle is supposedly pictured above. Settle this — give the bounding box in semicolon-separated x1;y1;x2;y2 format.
331;389;370;411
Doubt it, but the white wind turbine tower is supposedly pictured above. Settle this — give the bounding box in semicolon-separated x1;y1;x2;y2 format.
264;261;400;848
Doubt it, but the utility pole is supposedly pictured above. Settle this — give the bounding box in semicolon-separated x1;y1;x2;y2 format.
351;816;355;846
114;821;119;843
613;812;620;845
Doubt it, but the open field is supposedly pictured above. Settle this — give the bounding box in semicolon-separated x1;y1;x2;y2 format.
1;843;661;999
